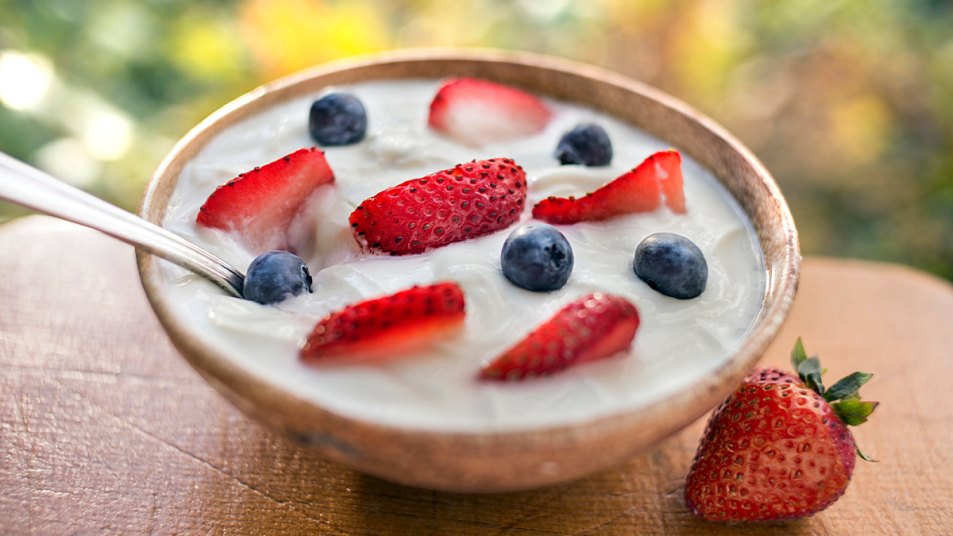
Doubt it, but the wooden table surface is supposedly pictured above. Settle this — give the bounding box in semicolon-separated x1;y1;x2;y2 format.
2;216;951;535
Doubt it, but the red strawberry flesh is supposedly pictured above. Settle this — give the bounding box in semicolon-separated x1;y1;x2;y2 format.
428;78;552;146
479;293;639;381
349;158;527;255
300;282;466;361
196;147;334;252
531;149;685;224
658;150;686;213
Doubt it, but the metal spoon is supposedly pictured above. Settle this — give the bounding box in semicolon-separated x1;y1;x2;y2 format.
0;151;245;298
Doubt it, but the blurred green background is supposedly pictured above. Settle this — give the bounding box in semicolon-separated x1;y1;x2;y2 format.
1;0;951;279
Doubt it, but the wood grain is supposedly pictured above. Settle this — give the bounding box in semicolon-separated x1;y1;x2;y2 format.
1;216;950;535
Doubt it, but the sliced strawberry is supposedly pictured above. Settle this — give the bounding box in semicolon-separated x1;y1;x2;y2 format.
196;147;334;252
349;158;527;255
658;151;686;213
428;78;552;146
479;293;639;381
300;282;466;361
531;150;685;224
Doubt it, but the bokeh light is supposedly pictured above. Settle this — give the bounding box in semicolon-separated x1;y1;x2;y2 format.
0;0;950;279
0;50;53;111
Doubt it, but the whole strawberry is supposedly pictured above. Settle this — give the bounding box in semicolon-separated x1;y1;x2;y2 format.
684;339;877;522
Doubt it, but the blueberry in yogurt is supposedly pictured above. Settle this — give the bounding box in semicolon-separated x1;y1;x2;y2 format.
309;93;367;146
633;233;707;299
243;251;313;305
555;123;613;166
501;223;574;292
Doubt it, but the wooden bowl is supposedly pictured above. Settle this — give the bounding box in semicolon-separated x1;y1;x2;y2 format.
137;49;800;492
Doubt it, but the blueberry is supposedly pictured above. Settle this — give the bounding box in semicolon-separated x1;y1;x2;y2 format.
555;123;613;166
243;251;313;305
501;223;574;292
308;93;367;146
633;233;707;299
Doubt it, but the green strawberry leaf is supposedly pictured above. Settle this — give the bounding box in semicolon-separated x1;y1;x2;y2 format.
824;372;874;402
791;338;825;394
832;399;879;426
790;337;808;370
797;356;825;394
788;338;878;462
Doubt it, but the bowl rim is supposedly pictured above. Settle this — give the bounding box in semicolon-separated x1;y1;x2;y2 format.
137;47;800;482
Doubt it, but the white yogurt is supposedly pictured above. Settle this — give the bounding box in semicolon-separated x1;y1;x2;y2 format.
161;79;766;432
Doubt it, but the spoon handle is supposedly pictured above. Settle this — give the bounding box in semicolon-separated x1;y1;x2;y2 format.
0;152;245;298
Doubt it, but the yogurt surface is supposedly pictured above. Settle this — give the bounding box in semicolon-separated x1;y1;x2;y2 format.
161;79;766;432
